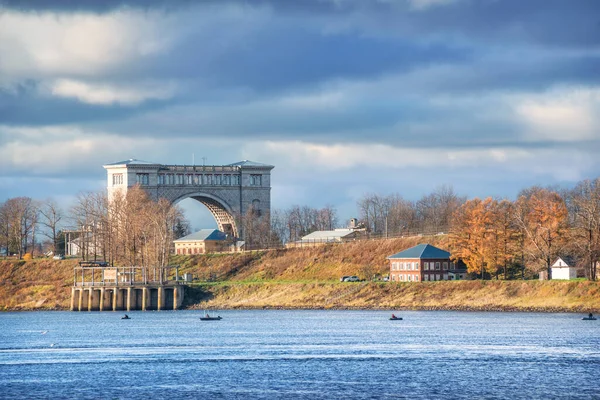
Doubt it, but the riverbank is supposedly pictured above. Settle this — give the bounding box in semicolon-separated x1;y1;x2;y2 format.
1;235;599;312
185;280;600;313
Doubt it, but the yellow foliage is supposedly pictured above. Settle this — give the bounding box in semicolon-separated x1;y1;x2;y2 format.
22;253;33;261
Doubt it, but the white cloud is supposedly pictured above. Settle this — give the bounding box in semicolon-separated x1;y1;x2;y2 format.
515;87;600;142
243;140;594;182
0;9;172;79
50;79;177;105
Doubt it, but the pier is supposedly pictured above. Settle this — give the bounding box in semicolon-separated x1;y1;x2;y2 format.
71;261;187;311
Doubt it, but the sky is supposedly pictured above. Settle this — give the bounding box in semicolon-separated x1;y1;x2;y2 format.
1;0;600;230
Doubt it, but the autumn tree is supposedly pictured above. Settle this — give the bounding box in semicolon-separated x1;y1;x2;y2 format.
450;198;495;278
513;188;568;279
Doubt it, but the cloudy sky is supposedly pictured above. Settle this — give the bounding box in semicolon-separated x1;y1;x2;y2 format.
1;0;599;229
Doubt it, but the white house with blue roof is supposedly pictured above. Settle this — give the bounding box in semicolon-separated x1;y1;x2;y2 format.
387;243;467;282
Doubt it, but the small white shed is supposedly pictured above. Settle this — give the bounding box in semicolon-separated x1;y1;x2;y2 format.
551;257;577;280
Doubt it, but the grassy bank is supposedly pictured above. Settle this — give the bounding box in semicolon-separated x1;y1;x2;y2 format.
185;280;600;313
1;235;599;312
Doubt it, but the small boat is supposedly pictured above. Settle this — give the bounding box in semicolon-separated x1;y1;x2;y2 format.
200;315;222;321
389;314;403;321
121;315;131;320
582;314;597;321
200;311;222;321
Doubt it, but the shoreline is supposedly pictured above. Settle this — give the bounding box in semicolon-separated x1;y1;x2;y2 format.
3;304;597;313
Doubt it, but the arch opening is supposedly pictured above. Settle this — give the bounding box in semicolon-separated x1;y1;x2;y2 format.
173;193;239;238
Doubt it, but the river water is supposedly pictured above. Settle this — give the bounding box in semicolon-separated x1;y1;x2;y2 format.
0;310;598;399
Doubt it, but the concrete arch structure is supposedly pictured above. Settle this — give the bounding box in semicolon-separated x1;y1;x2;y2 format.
104;159;273;239
172;192;238;237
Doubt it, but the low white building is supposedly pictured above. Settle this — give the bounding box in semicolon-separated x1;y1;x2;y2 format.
551;257;577;280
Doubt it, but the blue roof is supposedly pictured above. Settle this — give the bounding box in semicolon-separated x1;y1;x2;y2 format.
387;244;450;259
173;229;228;242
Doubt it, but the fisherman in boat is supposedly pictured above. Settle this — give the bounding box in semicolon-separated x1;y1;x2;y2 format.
391;314;396;319
589;313;594;319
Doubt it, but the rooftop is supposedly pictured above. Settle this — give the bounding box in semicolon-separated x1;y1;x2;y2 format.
387;244;451;260
103;159;159;167
173;229;229;242
302;229;356;240
227;160;274;169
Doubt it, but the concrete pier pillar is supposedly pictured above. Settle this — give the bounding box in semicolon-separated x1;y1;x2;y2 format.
173;286;179;310
126;288;133;311
114;288;122;311
157;287;165;311
142;287;148;311
70;287;76;311
113;289;118;311
173;286;184;310
99;288;105;311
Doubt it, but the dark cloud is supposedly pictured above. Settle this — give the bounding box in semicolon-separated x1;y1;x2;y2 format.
0;82;175;126
3;0;599;47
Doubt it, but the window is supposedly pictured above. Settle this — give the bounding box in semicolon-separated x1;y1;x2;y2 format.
415;275;419;282
112;173;123;186
443;262;448;270
250;174;262;186
435;262;441;270
407;275;412;282
424;262;429;271
252;199;261;217
414;262;419;270
136;173;149;185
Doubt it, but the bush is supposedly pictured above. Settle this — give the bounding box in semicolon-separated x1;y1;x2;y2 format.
22;253;33;261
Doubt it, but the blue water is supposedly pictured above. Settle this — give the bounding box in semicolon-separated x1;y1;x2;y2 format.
0;310;598;399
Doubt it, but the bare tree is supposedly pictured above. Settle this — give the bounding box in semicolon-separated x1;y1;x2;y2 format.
566;179;600;280
1;197;38;258
39;198;64;256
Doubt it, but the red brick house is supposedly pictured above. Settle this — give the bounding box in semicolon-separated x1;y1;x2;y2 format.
387;243;466;282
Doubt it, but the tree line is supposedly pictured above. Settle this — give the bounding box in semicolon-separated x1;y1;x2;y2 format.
0;187;187;267
2;178;600;280
450;182;600;280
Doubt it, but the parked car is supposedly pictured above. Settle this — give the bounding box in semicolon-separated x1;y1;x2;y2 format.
53;255;65;260
342;276;360;282
340;276;350;282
